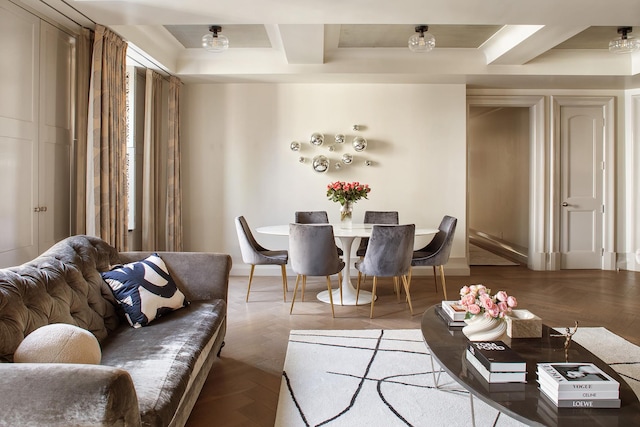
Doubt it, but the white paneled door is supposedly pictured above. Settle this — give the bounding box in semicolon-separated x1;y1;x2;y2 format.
559;105;604;269
0;1;72;267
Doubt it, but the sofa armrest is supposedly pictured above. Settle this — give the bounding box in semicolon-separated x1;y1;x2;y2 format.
0;363;141;427
117;252;232;302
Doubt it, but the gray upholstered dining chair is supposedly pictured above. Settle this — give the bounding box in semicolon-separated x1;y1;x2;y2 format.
356;211;399;257
408;215;457;301
235;216;289;302
294;210;343;256
288;223;345;318
354;224;415;318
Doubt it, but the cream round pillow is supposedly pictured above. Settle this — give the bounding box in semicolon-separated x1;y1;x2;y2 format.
14;324;101;364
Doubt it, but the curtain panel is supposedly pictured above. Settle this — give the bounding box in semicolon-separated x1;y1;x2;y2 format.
86;25;129;251
166;76;183;251
141;69;163;250
74;28;93;235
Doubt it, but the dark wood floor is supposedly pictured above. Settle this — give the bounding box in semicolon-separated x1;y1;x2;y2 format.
186;264;640;426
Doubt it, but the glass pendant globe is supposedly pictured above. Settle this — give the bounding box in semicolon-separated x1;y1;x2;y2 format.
609;37;640;54
408;32;435;53
202;33;229;53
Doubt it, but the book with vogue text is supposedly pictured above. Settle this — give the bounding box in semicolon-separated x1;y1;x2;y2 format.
536;363;619;391
537;378;620;400
467;341;526;372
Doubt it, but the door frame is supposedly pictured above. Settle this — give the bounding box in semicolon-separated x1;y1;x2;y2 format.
550;96;615;270
467;95;546;270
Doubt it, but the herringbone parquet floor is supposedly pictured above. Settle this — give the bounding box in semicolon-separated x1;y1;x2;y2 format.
186;264;640;426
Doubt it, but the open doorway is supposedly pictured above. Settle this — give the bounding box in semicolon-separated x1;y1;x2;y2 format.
467;106;529;266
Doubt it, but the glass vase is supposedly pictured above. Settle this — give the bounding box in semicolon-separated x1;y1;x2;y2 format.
340;201;353;229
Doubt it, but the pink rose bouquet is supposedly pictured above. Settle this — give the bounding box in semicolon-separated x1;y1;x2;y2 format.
326;181;371;206
458;284;517;319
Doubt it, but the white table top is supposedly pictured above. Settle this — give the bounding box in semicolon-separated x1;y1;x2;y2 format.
256;224;439;238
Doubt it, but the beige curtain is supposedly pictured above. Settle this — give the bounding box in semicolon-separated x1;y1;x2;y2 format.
74;28;93;235
166;76;183;251
141;69;163;250
86;25;129;251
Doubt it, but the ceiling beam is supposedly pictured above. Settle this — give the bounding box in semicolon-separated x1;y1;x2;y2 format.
484;25;590;65
274;24;324;64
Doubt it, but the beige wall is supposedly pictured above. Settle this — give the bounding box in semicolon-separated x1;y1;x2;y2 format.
181;83;469;275
468;107;530;252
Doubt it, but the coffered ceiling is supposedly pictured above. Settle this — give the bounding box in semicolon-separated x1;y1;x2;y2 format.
30;0;640;89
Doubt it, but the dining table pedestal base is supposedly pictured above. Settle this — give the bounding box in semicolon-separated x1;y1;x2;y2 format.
317;285;375;306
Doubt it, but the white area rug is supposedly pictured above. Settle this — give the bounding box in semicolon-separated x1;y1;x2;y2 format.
469;244;518;266
275;328;640;427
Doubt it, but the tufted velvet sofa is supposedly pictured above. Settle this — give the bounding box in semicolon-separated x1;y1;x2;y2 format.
0;235;231;427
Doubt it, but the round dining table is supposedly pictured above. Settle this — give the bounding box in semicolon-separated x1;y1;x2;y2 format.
256;224;438;306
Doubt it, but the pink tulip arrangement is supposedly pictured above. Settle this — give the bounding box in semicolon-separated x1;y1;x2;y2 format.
326;181;371;206
458;284;517;319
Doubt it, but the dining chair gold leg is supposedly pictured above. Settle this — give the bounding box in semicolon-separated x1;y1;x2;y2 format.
326;276;335;318
356;270;361;304
439;265;448;300
339;275;343;306
370;276;378;318
407;267;413;288
290;275;302;314
246;265;256;302
302;275;306;301
401;275;414;315
432;266;438;293
280;265;288;302
394;277;400;301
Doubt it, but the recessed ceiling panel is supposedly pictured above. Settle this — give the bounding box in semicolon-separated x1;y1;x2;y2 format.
338;24;502;48
554;26;619;49
165;25;272;48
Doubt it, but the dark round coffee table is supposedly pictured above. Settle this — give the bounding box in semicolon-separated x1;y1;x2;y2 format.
421;305;640;426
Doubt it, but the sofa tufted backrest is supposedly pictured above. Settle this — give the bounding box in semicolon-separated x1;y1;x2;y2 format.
0;235;123;362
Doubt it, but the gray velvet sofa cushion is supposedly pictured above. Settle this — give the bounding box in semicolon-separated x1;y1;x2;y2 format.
101;299;226;427
0;235;122;362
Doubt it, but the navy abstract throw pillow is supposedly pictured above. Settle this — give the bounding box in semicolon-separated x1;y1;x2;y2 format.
102;253;189;328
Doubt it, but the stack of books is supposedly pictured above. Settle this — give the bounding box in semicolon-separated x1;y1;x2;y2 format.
436;301;467;327
537;362;620;408
465;341;527;383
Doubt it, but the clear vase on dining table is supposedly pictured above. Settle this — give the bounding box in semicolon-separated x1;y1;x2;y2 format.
340;201;353;229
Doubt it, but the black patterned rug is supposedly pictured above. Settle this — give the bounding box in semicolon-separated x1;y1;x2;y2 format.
275;328;640;427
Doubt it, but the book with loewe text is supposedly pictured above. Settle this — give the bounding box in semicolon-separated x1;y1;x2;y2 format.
536;363;620;391
465;350;527;383
435;304;466;327
467;341;527;372
539;389;621;408
441;300;467;321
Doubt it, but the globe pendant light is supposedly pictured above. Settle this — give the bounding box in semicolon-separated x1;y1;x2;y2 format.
609;27;640;54
408;25;435;53
202;25;229;53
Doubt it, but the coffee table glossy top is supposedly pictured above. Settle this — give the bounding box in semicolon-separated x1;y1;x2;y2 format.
421;305;640;427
